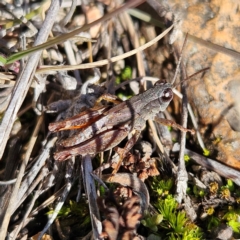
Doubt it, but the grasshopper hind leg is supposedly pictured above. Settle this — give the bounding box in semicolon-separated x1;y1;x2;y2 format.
53;128;129;161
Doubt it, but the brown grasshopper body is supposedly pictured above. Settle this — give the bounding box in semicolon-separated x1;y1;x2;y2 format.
49;82;173;162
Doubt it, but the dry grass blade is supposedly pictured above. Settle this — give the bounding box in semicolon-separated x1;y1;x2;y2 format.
9;183;43;239
82;155;102;239
0;0;61;162
37;24;174;73
0;115;44;238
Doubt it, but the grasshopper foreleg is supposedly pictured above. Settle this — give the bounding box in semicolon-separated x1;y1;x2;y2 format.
95;93;122;105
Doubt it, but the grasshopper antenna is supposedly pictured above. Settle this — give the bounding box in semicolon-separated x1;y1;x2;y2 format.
170;32;209;87
171;33;189;85
173;67;209;88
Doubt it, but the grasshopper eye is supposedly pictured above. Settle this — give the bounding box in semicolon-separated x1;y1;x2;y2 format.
161;88;173;102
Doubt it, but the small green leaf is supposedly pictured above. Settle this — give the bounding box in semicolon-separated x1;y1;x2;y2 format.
207;216;220;230
142;213;163;232
152;214;164;225
226;179;235;192
0;55;7;66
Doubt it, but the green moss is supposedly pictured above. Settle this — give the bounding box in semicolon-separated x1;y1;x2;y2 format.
48;200;89;220
157;196;203;239
151;178;174;197
223;207;240;233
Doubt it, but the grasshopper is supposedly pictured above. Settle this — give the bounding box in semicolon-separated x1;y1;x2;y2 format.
49;81;174;167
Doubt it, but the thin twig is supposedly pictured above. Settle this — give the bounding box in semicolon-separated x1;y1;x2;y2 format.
173;89;206;150
174;43;188;204
185;149;240;186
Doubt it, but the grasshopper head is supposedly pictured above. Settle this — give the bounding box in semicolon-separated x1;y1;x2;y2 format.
155;81;173;111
